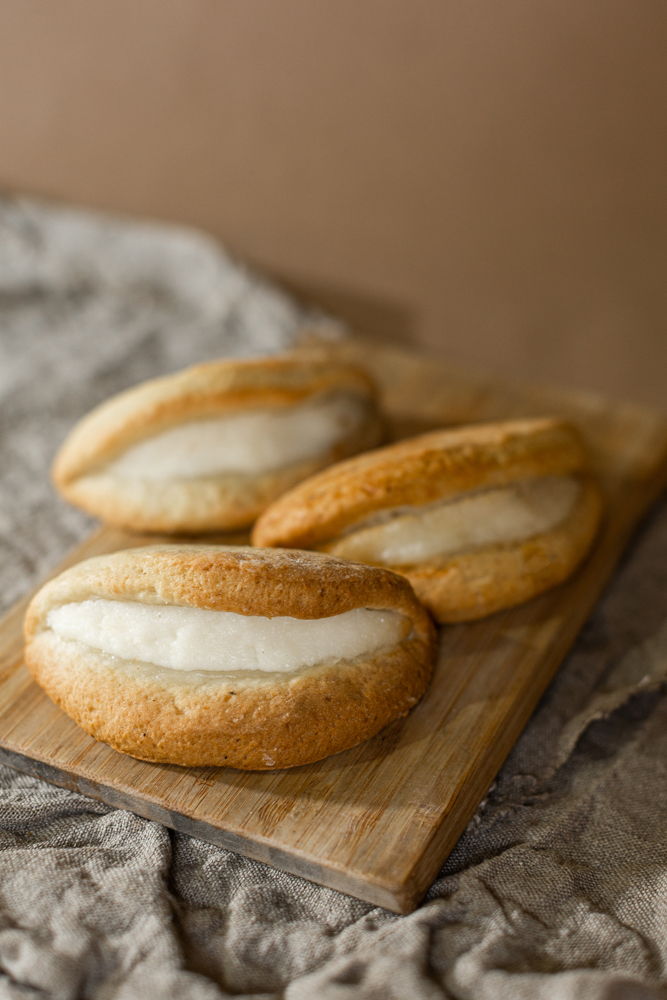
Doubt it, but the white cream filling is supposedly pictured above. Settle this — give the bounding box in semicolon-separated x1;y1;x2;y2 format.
106;394;366;480
46;599;408;674
327;476;581;566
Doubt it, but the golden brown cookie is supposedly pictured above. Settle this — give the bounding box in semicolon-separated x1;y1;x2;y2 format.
24;545;436;768
53;353;383;533
252;418;603;622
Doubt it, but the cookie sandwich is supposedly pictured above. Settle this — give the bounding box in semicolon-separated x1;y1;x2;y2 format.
252;418;603;623
53;354;382;533
24;545;436;768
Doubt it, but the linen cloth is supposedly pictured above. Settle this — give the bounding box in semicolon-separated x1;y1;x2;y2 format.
0;197;666;1000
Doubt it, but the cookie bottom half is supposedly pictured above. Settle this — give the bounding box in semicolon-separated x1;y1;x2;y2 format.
25;630;435;769
399;478;603;623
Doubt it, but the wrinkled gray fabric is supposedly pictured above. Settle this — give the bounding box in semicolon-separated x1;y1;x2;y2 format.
0;196;338;615
0;197;666;999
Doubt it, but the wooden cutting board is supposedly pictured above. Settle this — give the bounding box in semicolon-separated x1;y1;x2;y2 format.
1;340;666;914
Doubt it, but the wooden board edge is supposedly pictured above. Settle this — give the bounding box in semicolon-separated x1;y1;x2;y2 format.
337;337;667;429
398;464;667;908
0;743;411;912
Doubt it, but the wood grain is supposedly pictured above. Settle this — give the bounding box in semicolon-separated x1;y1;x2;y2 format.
1;341;666;914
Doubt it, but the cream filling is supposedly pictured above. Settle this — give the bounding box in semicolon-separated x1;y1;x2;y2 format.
326;476;581;566
46;599;408;674
106;394;366;480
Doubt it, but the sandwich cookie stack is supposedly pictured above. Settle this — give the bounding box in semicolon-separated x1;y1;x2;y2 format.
53;353;383;533
252;418;602;623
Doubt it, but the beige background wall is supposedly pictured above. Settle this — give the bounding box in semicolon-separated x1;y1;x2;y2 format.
1;0;666;406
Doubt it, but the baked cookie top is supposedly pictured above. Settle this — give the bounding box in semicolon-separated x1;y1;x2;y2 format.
252;417;590;549
25;544;433;640
53;353;378;486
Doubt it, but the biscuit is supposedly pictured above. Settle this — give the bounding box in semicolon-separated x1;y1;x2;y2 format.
252;418;603;622
52;353;383;533
24;546;437;768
